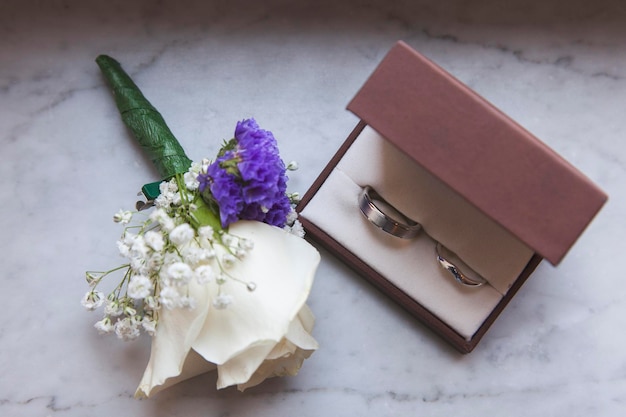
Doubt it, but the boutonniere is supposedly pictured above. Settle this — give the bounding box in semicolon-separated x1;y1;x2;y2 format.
82;55;320;397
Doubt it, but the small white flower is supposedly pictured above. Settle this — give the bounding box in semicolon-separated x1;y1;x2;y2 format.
130;235;149;258
169;223;194;246
171;192;182;206
124;305;137;317
113;209;133;224
288;192;301;204
81;291;105;311
189;161;202;173
116;239;131;257
163;249;180;262
114;317;141;341
85;271;101;286
221;234;236;247
159;286;181;310
144;230;165;252
182;245;213;267
284;219;305;238
220;253;237;269
285;209;298;225
159;181;170;194
215;272;227;285
130;256;146;274
128;275;153;299
123;232;138;247
94;317;114;334
194;264;215;284
239;238;254;251
145;252;163;272
286;160;299;171
154;193;172;209
144;296;159;311
199;245;216;260
157;180;178;204
161;217;175;232
165;262;193;286
198;226;214;241
141;316;157;336
180;296;197;310
183;170;199;190
104;300;123;316
212;294;233;310
165;179;178;193
120;233;149;262
150;208;175;232
233;237;254;258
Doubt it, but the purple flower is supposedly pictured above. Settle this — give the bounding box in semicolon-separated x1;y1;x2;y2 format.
199;119;291;228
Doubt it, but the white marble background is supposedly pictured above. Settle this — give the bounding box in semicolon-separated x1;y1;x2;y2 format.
1;0;625;415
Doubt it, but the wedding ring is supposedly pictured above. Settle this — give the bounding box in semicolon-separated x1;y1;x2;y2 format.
359;186;422;239
435;243;487;287
359;186;486;288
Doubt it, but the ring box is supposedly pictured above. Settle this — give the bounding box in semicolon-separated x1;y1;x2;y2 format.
297;41;607;353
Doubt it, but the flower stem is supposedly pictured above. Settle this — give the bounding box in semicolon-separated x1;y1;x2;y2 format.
95;55;192;181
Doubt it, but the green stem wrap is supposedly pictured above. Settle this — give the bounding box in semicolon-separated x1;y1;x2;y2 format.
96;55;192;182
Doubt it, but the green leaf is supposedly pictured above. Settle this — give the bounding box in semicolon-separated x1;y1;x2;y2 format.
190;194;223;233
216;138;237;158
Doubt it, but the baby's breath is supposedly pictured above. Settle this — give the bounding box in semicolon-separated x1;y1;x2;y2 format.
113;209;133;224
94;317;114;334
212;294;233;310
81;290;105;310
82;164;286;340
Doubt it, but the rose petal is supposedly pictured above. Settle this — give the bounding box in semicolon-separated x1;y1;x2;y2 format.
235;305;319;391
135;278;211;398
193;221;320;386
285;304;318;351
137;349;217;398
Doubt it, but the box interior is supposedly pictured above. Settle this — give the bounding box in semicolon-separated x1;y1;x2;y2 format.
300;126;536;340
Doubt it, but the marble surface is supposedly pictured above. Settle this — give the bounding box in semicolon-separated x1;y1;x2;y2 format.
1;0;625;415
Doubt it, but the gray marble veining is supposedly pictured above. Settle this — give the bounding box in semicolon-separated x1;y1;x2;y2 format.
1;0;625;416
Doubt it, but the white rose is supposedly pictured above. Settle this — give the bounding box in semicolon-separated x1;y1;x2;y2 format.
135;221;320;397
